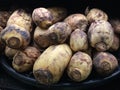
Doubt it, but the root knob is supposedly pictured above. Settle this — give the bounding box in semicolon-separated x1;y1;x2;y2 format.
34;69;53;85
95;42;107;51
69;68;81;81
101;61;111;72
7;36;22;49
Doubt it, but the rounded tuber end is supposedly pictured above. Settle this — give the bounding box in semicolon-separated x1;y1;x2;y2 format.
69;68;81;81
95;42;107;51
34;69;53;85
7;36;22;49
100;61;111;75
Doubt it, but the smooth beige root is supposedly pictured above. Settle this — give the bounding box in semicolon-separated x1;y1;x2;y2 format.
33;44;72;85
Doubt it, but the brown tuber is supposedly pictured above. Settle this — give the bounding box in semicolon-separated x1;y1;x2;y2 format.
70;29;88;52
0;11;12;28
0;11;12;54
84;46;92;57
34;22;72;48
93;52;118;76
64;14;88;31
109;34;119;51
0;26;3;32
110;19;120;34
32;41;45;52
48;22;72;44
86;8;108;23
5;46;18;59
32;7;53;29
0;40;5;55
88;20;114;51
33;26;50;48
67;51;92;82
0;26;5;55
12;46;41;72
47;7;67;23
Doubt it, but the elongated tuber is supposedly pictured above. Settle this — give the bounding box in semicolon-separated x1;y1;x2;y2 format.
33;44;72;85
70;29;88;52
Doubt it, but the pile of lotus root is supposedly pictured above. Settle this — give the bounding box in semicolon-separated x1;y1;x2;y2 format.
0;7;119;85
